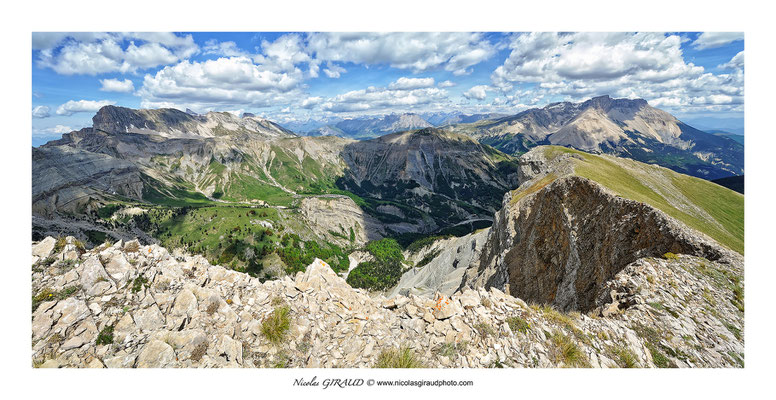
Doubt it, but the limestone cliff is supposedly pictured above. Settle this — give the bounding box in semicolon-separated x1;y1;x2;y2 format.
459;147;743;312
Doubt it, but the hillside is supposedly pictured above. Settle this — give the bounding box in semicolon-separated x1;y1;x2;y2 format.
31;237;743;368
445;96;744;180
337;128;520;232
393;146;742;315
32;107;523;280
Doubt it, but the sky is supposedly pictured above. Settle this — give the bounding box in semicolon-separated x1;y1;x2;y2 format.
31;32;744;145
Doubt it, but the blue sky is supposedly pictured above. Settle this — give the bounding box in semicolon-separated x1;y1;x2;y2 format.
31;32;744;145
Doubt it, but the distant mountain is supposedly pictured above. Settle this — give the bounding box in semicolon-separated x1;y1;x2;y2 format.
33;107;519;239
91;106;294;139
445;95;744;180
337;127;519;232
332;113;432;139
710;131;745;145
683;118;744;135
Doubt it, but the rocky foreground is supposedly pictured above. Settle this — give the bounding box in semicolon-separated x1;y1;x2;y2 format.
31;236;744;368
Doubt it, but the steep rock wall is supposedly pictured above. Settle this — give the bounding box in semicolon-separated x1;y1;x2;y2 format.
461;175;739;312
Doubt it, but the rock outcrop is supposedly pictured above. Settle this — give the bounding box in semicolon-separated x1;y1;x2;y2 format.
298;195;385;245
391;230;489;298
32;237;743;368
460;147;743;313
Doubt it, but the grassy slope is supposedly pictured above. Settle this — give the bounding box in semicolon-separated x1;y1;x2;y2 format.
537;146;744;254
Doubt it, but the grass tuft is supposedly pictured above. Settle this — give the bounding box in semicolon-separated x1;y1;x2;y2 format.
506;316;530;334
261;306;291;344
375;345;425;368
549;331;590;368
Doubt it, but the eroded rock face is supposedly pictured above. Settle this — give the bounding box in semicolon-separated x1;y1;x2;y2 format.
391;229;489;298
31;237;743;368
298;196;385;245
462;175;741;313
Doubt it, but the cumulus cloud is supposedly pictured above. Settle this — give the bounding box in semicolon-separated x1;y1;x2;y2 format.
320;84;449;113
44;125;74;134
388;77;435;90
305;32;495;75
323;63;347;78
137;56;305;110
32;125;75;138
34;32;198;75
300;97;323;109
438;80;456;88
719;51;744;70
203;40;251;58
99;78;135;92
693;32;744;50
463;85;490;100
55;100;115;116
489;32;744;113
32;105;50;118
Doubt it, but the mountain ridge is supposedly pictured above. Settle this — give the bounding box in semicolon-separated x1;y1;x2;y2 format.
444;95;744;180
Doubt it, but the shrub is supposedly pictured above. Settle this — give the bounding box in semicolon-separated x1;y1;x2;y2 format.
474;323;496;338
375;345;425;368
662;252;679;260
131;275;148;293
506;316;530;334
53;236;67;254
96;324;114;345
261;306;291;344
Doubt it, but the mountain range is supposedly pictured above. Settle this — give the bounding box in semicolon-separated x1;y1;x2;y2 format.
443;95;743;180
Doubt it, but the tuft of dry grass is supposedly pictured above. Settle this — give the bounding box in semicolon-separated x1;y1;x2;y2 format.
375;345;425;368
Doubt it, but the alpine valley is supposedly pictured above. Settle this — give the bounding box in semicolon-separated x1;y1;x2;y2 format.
31;96;745;368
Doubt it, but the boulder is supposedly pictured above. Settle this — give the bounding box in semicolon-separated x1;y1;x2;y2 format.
136;340;176;368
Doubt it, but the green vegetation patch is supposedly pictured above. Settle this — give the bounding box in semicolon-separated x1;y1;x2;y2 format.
549;331;590;368
32;285;80;312
346;238;405;291
544;146;744;254
374;345;425;368
261;306;291;344
506;316;530;334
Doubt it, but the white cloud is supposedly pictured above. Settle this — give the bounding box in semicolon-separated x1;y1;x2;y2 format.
719;51;744;70
305;32;495;75
489;32;744;114
388;77;435;90
137;56;305;110
45;125;74;134
33;125;74;138
55;100;115;116
438;80;456;88
693;32;744;50
320;85;449;113
99;78;135;92
323;63;347;78
259;34;312;72
300;97;323;109
34;32;199;75
463;85;490;100
32;105;50;118
203;40;250;58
